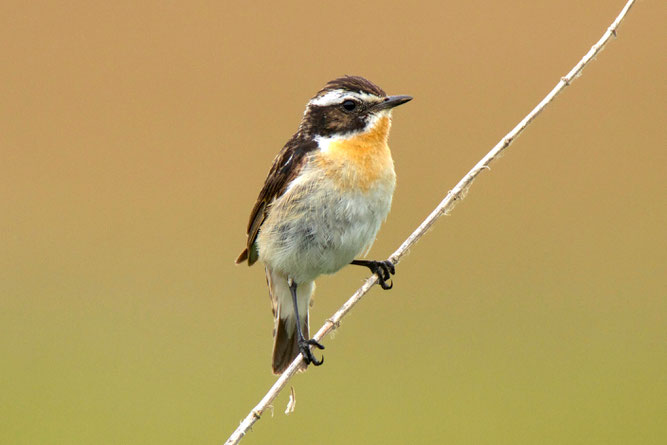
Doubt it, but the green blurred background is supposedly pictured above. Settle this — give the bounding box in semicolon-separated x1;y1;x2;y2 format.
1;1;665;444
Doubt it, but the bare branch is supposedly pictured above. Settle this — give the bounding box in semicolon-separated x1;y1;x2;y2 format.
225;1;637;443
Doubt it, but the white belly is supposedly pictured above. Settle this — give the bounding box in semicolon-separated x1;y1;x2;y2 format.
257;170;395;283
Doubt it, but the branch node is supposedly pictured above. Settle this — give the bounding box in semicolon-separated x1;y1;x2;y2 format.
561;76;571;86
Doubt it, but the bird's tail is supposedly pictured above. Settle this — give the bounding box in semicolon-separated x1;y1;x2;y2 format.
266;267;315;375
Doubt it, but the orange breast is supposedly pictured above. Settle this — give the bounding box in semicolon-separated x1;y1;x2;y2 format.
313;116;395;191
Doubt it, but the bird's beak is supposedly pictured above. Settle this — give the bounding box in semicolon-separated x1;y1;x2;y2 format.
372;95;413;111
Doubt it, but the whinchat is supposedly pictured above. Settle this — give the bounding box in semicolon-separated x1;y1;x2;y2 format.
237;75;412;374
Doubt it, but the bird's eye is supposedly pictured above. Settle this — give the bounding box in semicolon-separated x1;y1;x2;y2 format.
342;100;357;111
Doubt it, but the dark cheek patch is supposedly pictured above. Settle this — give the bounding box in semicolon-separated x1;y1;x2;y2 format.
318;108;366;136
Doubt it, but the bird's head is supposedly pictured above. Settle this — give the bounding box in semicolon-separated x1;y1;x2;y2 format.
299;75;412;139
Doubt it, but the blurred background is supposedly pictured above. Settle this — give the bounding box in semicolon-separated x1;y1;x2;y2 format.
1;1;665;444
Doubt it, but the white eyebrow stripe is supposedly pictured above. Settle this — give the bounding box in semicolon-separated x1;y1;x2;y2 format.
309;90;345;106
308;89;380;107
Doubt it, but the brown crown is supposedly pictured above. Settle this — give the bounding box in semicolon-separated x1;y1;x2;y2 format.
316;75;386;98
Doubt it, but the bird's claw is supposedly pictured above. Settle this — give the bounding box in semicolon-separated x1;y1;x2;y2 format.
370;260;395;289
299;338;325;366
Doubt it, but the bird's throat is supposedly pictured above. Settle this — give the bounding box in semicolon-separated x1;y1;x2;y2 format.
313;116;395;191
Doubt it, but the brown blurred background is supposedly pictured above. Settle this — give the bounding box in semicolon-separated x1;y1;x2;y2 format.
1;1;665;444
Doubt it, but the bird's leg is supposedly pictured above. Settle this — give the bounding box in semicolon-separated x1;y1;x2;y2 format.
350;259;396;289
289;279;324;366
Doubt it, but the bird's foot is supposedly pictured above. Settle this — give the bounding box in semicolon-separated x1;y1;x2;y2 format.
298;338;324;366
352;259;396;289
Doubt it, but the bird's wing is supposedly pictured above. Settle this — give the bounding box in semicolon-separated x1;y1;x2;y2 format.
236;137;318;265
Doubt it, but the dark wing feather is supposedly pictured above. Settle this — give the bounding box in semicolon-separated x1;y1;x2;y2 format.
236;137;318;265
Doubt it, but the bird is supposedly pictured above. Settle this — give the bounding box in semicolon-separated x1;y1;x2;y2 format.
236;75;412;374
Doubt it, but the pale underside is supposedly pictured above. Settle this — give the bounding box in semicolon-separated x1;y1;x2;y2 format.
256;114;396;285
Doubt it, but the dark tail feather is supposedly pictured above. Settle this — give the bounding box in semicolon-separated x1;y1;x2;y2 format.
272;314;308;375
266;267;313;374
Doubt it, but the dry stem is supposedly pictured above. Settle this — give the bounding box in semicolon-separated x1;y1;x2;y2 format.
225;1;637;443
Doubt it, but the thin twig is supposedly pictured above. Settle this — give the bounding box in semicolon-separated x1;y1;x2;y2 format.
225;1;636;443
